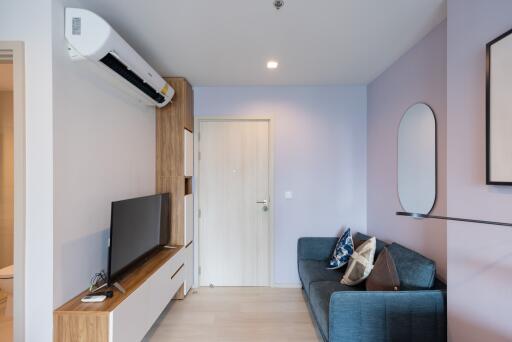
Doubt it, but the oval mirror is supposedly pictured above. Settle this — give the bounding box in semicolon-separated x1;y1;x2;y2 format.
398;103;436;214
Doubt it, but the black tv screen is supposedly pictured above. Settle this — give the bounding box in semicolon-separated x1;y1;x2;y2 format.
107;193;170;284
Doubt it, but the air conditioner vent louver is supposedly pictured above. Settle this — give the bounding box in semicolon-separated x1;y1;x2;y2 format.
72;17;81;35
100;53;165;104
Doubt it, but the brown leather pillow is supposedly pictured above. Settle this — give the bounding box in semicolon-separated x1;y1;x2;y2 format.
366;247;400;291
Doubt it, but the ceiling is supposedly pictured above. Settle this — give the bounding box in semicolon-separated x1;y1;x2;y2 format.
81;0;446;86
0;63;13;91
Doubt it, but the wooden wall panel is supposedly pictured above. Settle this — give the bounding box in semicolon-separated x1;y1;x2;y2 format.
157;176;184;245
156;77;193;247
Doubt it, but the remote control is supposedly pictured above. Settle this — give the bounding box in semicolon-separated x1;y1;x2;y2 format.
81;295;106;303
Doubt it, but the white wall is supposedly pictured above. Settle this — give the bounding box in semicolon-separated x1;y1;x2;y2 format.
0;1;54;341
52;0;156;307
194;86;367;285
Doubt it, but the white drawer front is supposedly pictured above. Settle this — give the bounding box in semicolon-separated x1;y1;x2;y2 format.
147;261;174;324
111;281;151;342
170;265;185;298
184;194;193;245
184;129;193;177
167;247;185;276
184;243;194;295
111;249;186;342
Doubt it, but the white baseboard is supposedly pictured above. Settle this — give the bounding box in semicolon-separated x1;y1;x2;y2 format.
271;283;302;288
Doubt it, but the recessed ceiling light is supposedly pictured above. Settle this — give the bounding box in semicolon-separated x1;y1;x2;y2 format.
274;0;284;10
267;60;279;69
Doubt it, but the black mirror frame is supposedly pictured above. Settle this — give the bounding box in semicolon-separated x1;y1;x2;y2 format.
486;28;512;185
397;102;438;215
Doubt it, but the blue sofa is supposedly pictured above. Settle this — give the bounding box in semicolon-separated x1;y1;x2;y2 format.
298;233;447;342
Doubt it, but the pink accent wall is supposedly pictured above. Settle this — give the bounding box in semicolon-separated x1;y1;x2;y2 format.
447;0;512;340
367;21;447;280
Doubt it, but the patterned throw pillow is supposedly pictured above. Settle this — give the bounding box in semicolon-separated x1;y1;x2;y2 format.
341;236;377;286
327;228;354;270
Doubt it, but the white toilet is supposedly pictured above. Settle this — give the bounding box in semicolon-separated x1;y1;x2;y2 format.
0;265;13;317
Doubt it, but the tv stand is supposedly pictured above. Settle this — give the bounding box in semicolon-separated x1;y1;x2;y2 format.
112;282;126;294
90;280;128;295
54;246;185;342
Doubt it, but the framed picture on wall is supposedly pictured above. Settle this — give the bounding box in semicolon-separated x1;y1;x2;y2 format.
486;28;512;185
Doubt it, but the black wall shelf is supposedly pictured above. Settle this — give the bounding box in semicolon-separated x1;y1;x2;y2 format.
396;211;512;228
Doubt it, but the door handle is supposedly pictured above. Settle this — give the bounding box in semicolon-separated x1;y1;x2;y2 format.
256;200;269;212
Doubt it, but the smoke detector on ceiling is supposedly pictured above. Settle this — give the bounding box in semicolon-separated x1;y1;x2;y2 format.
274;0;284;10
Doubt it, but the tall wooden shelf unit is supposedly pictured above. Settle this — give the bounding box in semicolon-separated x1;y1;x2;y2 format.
156;77;194;299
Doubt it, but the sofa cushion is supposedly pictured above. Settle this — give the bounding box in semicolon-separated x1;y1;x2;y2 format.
298;260;344;295
298;237;338;261
387;242;436;290
308;281;364;341
353;232;386;258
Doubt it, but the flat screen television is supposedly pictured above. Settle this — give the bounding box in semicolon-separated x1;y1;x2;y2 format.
107;193;170;285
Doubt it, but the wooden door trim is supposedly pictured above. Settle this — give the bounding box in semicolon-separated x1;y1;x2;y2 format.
193;115;275;287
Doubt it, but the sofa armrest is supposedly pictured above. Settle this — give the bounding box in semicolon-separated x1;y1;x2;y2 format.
329;290;446;342
297;237;338;261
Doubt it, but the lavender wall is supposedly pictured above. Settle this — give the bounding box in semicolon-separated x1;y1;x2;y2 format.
194;86;367;285
447;1;512;340
367;22;447;280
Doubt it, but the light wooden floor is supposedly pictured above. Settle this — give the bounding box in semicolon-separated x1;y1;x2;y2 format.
144;287;322;342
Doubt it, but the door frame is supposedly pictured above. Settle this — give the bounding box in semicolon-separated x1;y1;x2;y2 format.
0;42;26;341
193;115;275;287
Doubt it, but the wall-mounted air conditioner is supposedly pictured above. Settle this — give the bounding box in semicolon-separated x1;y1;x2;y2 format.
64;8;174;108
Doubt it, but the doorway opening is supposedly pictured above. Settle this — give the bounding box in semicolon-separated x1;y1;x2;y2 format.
0;43;25;342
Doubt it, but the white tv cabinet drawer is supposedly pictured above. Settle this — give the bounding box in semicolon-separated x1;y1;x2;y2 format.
111;279;151;342
166;247;185;276
184;242;194;295
111;250;184;341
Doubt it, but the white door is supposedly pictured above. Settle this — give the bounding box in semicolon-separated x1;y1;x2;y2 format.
198;119;271;286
